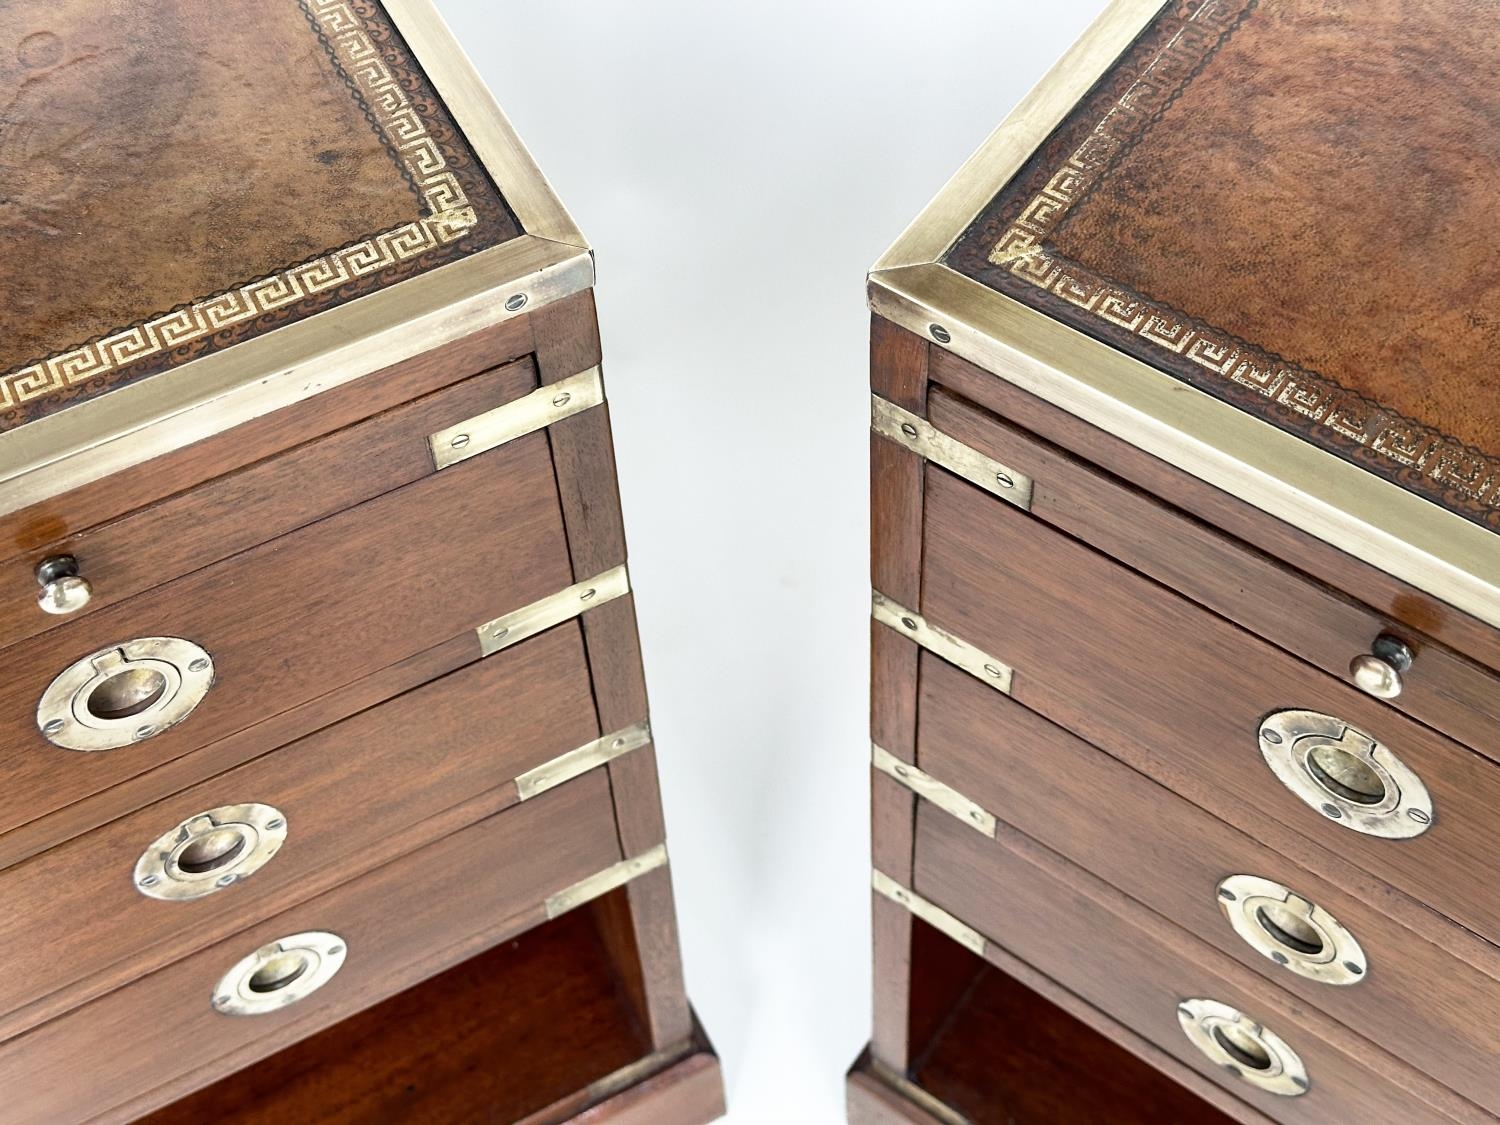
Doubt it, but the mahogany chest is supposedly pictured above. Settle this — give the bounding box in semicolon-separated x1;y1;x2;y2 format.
852;2;1500;1122
0;3;722;1121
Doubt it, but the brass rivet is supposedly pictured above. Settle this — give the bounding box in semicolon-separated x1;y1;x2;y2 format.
189;658;210;673
505;294;528;311
451;434;471;449
929;324;952;344
552;392;572;408
900;422;919;438
995;472;1014;489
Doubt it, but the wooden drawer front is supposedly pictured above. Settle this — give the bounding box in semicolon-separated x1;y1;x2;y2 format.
911;807;1480;1125
1;359;537;654
0;429;574;839
0;769;624;1125
918;652;1500;1113
921;466;1500;947
0;622;602;1040
926;387;1500;766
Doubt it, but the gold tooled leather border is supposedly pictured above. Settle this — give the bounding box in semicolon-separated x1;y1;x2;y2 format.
948;0;1500;534
0;0;520;432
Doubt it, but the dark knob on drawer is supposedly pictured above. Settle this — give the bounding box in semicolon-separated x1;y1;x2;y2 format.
35;555;92;616
1349;634;1413;700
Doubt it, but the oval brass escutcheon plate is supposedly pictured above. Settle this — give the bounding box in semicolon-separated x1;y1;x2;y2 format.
1258;710;1432;839
1177;998;1309;1096
135;803;288;902
211;932;347;1017
1217;874;1368;986
37;637;215;752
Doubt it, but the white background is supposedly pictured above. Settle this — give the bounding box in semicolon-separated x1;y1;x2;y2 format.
436;2;1107;1119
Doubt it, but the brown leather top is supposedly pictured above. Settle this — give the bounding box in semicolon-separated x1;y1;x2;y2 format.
0;0;519;432
949;0;1500;534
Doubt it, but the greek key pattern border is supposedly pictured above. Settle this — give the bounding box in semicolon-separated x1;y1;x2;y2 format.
0;0;478;414
978;0;1500;520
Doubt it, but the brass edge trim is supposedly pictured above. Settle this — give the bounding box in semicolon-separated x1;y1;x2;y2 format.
517;721;652;801
866;1057;971;1125
872;394;1032;509
383;0;587;249
872;0;1159;272
871;744;997;838
546;843;669;920
872;870;986;957
869;262;1500;634
0;238;593;518
429;366;605;469
871;591;1014;694
477;565;630;657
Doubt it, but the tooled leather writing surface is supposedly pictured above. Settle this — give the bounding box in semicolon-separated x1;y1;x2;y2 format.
950;0;1500;534
0;0;519;432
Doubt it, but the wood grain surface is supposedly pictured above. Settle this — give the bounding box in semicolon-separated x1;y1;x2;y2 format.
921;465;1500;952
926;385;1500;768
914;806;1490;1125
0;431;573;840
919;652;1500;1114
2;771;624;1125
0;623;599;1042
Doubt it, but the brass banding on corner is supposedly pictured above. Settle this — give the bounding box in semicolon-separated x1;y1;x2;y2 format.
872;395;1032;510
872;870;987;957
871;744;996;837
477;566;630;657
545;844;669;919
429;366;606;469
517;722;652;800
872;591;1014;694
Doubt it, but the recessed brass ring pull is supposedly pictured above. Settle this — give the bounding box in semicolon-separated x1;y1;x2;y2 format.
212;931;346;1017
1177;999;1309;1097
1217;875;1367;986
1258;710;1432;839
135;803;288;902
37;638;215;752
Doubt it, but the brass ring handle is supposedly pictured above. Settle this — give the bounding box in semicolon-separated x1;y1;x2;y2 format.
1349;634;1413;700
1177;999;1309;1096
135;803;288;902
1258;710;1432;839
35;555;92;616
37;638;215;752
1217;875;1367;986
212;931;347;1016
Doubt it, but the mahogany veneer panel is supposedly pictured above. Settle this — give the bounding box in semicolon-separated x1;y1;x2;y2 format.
0;359;538;653
921;465;1500;950
0;623;598;1040
913;808;1483;1124
0;772;623;1125
140;893;654;1125
0;431;574;840
919;652;1500;1113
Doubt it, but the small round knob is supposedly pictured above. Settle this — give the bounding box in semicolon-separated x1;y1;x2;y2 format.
35;555;92;616
1349;635;1413;700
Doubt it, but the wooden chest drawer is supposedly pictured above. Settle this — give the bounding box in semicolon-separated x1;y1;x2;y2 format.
0;358;538;654
0;768;626;1125
0;429;574;842
909;805;1485;1124
919;465;1500;949
915;651;1500;1114
0;620;614;1041
926;387;1500;764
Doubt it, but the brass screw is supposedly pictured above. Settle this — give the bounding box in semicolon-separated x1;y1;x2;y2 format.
189;658;210;673
552;392;572;408
983;664;1004;678
900;422;919;438
451;433;471;449
505;294;528;311
42;719;64;735
580;588;598;602
929;324;952;344
1408;808;1431;824
995;472;1014;489
901;617;917;630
